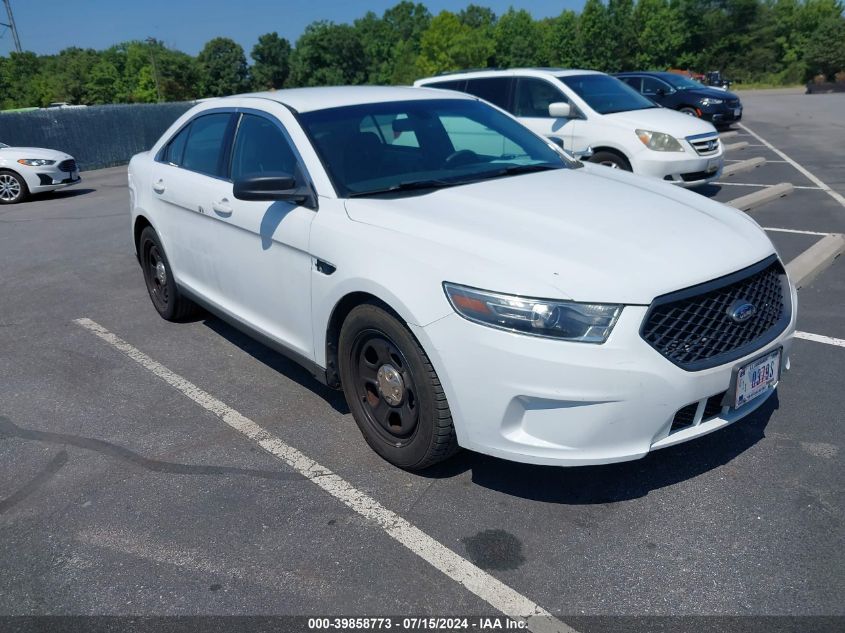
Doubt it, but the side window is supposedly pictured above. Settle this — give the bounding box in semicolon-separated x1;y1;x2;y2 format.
181;113;233;177
231;114;298;181
464;78;513;110
514;78;567;118
161;125;190;165
620;76;642;92
641;77;666;96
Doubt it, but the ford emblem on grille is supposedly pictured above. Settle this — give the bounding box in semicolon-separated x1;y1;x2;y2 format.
728;300;756;322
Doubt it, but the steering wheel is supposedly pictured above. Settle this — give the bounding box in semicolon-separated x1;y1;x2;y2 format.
443;149;480;168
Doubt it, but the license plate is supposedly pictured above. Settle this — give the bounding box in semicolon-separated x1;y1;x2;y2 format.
707;158;720;172
734;108;741;117
734;349;780;409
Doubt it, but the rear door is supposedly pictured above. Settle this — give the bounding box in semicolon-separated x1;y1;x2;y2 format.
150;111;236;297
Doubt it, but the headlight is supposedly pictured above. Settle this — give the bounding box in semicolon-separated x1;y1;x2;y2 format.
700;97;724;106
635;129;684;152
17;158;56;166
443;282;622;343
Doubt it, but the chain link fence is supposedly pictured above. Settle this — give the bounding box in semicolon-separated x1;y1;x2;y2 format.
0;102;195;170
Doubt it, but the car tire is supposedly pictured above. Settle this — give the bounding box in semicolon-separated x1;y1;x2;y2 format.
0;170;29;205
589;151;632;171
338;302;459;470
139;226;199;321
679;106;699;117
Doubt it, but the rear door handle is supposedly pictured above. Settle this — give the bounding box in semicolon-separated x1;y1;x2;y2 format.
212;198;233;215
152;180;165;194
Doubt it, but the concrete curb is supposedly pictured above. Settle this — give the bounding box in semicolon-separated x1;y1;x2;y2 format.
726;182;793;211
786;233;845;289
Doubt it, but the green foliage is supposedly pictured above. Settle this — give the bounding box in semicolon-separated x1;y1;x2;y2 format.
251;32;292;89
289;21;366;86
2;0;843;109
416;11;495;76
197;37;250;97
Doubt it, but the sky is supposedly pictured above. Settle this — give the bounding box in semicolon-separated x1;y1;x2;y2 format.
0;0;586;57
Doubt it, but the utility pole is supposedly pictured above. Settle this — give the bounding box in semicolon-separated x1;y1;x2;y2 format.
146;37;163;102
1;0;22;53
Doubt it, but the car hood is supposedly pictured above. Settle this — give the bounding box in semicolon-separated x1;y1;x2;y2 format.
0;146;73;160
603;107;717;138
683;87;740;101
344;166;775;304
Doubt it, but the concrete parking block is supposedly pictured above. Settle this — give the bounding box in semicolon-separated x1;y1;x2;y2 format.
786;233;845;289
719;130;739;139
726;182;793;211
723;141;749;152
721;157;766;178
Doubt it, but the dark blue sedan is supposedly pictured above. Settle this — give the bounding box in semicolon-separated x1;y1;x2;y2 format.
616;71;743;127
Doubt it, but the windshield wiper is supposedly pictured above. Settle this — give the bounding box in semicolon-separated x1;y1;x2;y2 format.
348;179;460;198
476;163;562;179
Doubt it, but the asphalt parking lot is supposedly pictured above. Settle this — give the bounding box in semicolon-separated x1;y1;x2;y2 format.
1;90;843;631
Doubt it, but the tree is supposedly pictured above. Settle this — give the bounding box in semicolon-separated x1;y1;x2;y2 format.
288;22;367;87
416;11;495;76
85;59;121;104
494;8;543;67
804;16;845;79
197;37;249;97
607;0;636;71
578;0;614;71
632;0;684;69
251;32;291;89
542;11;583;68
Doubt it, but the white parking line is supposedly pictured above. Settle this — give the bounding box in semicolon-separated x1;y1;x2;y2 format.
795;331;845;348
726;159;788;164
763;227;833;236
716;182;823;190
738;123;845;208
72;318;574;633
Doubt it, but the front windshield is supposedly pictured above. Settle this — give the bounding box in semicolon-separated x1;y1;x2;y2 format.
661;74;704;90
298;98;569;198
558;74;658;115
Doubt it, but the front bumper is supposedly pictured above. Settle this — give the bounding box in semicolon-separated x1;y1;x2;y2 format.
413;284;796;467
633;146;724;188
701;104;743;125
27;165;82;193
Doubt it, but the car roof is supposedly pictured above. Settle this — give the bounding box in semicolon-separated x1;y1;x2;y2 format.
417;68;604;82
233;85;475;113
616;71;672;77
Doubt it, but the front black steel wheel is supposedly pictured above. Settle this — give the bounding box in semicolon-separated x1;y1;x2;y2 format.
339;303;458;470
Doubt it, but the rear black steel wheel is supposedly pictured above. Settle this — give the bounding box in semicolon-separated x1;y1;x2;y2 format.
339;303;458;470
139;227;199;321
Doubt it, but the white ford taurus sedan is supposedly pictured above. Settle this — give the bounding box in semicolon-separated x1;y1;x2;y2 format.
128;86;796;470
0;141;81;204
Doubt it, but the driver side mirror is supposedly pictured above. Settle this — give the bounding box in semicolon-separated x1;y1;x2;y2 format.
233;172;316;208
548;102;571;118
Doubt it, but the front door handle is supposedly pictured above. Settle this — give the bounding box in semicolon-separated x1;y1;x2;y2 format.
212;198;233;216
152;180;165;194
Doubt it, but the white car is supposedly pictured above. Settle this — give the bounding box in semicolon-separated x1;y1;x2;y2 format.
0;142;81;204
415;69;725;187
128;86;795;470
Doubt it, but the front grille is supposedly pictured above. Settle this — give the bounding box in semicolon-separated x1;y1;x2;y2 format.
680;168;718;182
641;256;790;371
702;391;727;419
727;99;740;108
686;134;720;156
58;159;77;172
